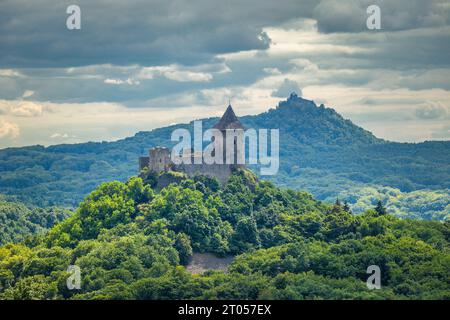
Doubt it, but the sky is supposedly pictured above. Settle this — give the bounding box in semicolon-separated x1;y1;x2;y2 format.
0;0;449;148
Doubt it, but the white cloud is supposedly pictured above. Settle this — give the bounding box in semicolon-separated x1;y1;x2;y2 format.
0;100;44;117
21;90;34;98
263;67;281;75
0;119;20;139
104;78;140;85
50;132;77;139
272;79;302;97
289;58;319;72
137;65;213;82
299;85;450;141
0;69;22;77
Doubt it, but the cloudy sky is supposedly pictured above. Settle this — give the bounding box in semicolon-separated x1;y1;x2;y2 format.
0;0;449;148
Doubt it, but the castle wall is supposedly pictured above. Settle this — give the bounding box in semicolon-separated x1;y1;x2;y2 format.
156;172;186;189
138;105;244;184
174;163;233;184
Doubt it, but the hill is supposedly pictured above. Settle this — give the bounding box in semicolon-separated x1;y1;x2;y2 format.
0;170;448;299
0;94;449;219
0;199;71;245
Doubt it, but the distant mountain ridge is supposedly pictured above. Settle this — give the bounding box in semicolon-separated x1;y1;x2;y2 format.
0;94;449;219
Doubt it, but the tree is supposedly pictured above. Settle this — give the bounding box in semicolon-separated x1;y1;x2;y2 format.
175;233;193;265
375;200;387;216
324;207;358;240
231;217;260;253
343;201;351;213
1;275;57;300
127;177;153;204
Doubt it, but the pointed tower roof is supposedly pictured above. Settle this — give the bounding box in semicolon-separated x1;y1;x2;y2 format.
213;104;244;130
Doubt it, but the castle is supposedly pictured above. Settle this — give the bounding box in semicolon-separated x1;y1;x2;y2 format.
139;104;245;184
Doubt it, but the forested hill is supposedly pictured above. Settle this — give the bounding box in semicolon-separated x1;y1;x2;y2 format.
0;170;448;299
0;200;70;245
0;94;449;217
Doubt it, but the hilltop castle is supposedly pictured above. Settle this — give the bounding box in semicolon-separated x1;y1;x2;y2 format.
139;104;245;183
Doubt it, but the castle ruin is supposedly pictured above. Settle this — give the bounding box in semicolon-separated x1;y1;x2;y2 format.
139;104;245;184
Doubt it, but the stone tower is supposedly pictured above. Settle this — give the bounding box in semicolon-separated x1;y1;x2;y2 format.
213;104;245;166
149;147;171;172
138;146;171;172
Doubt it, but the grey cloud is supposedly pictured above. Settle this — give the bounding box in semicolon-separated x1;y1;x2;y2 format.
0;1;449;106
272;79;302;97
356;97;425;106
287;26;450;72
314;0;449;33
415;102;449;120
0;0;316;68
313;0;365;33
2;0;448;69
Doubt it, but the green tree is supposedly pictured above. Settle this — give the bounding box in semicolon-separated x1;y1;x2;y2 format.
375;200;387;216
231;217;260;253
175;233;193;265
343;201;351;213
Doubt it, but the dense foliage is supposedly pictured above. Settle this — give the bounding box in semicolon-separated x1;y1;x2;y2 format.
0;200;70;245
331;186;450;221
0;95;448;220
0;170;448;300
